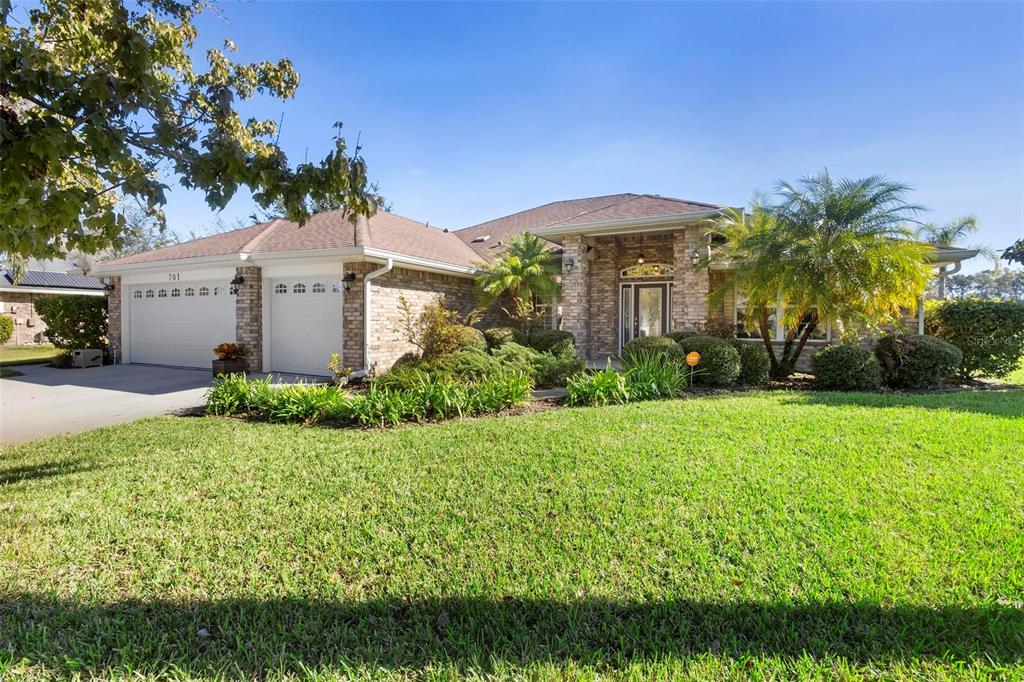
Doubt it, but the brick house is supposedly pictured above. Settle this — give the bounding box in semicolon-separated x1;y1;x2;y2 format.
96;194;978;376
1;270;106;345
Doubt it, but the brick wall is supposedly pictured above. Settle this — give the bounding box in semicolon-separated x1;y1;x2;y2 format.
369;265;479;371
106;276;122;357
340;262;378;370
560;234;591;356
234;265;262;371
672;227;710;329
1;292;47;345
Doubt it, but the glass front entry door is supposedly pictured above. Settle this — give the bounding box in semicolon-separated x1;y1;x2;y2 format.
620;283;670;349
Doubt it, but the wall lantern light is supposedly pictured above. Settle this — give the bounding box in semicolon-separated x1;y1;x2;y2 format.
637;254;645;265
342;272;357;292
690;249;701;266
229;274;245;295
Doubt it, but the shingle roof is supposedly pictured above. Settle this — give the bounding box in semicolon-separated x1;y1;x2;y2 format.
102;210;482;269
454;193;722;257
2;270;104;290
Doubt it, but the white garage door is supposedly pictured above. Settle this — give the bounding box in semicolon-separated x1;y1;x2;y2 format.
129;283;235;368
270;278;343;376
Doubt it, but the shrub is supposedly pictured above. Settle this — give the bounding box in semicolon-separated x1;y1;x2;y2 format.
429;350;502;383
516;328;575;356
492;341;585;388
373;362;433;391
0;316;12;344
491;342;539;377
621;335;683;364
483;327;516;350
565;362;629;407
425;324;487;358
33;295;107;353
206;374;273;416
729;340;771;386
622;349;685;400
875;335;962;390
212;342;247;361
811;343;882;391
926;299;1024;378
675;335;741;387
262;383;340;423
465;369;533;413
664;330;699;345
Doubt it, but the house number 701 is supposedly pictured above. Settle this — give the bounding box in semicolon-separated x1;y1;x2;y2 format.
168;273;180;281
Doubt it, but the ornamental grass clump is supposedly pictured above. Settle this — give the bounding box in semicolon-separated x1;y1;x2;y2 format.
565;362;630;407
622;349;686;400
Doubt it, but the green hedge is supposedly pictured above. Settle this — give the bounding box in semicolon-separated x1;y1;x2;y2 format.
0;316;12;344
676;335;741;387
927;299;1024;378
621;335;683;364
812;344;882;391
515;328;576;356
729;340;771;386
423;325;487;359
33;295;107;353
875;335;961;389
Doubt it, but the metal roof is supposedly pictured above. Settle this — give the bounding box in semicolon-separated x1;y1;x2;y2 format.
1;270;105;290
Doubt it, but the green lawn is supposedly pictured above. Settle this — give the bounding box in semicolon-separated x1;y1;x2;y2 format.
1;391;1022;680
0;343;61;367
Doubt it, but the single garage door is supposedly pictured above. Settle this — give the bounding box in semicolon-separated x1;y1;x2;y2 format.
129;283;235;368
270;278;343;376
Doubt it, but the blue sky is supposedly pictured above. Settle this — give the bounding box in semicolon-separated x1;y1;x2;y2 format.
169;1;1023;272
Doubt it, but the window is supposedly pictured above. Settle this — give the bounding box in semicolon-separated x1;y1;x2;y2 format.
332;282;341;293
170;288;181;298
133;290;142;299
620;263;674;278
275;283;288;294
157;289;167;298
198;287;209;297
734;288;829;342
145;289;154;298
184;287;194;297
293;283;306;294
213;286;221;296
312;282;326;293
797;307;828;341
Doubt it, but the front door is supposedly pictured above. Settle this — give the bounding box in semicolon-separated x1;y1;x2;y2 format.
621;283;670;348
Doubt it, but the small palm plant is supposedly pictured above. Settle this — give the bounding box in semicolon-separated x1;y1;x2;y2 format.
917;215;999;296
710;171;930;378
475;232;559;328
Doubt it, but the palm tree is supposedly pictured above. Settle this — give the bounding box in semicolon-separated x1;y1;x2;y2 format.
917;215;998;297
476;232;559;327
710;171;930;378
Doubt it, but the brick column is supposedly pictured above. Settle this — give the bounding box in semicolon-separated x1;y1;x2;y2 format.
234;265;262;372
560;234;590;358
341;262;377;370
106;276;122;361
673;227;709;330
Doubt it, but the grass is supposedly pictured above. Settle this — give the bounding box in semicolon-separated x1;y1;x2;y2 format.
1;390;1022;680
0;367;22;378
0;343;61;367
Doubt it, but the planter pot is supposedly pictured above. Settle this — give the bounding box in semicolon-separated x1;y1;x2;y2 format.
212;359;246;376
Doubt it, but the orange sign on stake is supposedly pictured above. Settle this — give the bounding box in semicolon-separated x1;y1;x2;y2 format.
685;351;701;367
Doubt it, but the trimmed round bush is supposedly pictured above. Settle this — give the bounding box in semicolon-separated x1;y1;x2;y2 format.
424;324;487;358
665;330;700;345
812;343;882;391
926;298;1024;378
621;335;684;364
0;316;12;344
483;326;516;350
517;328;575;356
729;340;771;386
875;334;962;389
676;335;741;387
492;342;540;378
428;350;502;383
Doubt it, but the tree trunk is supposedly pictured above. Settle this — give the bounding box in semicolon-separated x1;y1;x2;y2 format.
758;308;780;375
774;315;819;378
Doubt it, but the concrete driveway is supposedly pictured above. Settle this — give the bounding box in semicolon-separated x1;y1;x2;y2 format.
1;364;213;445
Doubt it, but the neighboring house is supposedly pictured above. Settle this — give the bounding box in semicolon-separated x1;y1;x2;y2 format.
0;269;106;345
96;194;978;376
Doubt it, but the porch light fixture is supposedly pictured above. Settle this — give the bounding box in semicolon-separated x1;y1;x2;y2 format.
229;274;245;295
342;272;357;292
637;254;645;265
563;257;575;272
690;249;701;266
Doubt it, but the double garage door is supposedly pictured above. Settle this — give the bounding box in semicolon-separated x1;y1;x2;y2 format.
128;277;343;375
129;282;235;368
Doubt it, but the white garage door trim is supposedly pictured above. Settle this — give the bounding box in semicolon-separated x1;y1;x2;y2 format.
128;282;236;369
269;277;343;376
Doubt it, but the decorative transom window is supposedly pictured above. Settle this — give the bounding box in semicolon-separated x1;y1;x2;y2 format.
213;286;221;296
332;282;341;293
145;289;154;298
620;263;674;278
275;283;288;294
312;282;326;293
157;289;167;298
293;283;306;294
184;287;194;297
198;287;209;297
170;288;181;298
133;290;142;299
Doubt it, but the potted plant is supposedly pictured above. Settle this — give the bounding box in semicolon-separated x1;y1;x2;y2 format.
212;342;248;375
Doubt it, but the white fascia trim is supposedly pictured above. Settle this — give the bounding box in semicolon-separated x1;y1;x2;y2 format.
95;253;240;274
530;209;726;243
0;286;106;297
361;248;479;277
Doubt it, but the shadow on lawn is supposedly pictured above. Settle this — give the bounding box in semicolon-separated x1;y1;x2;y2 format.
778;387;1024;419
0;457;99;486
1;594;1020;676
